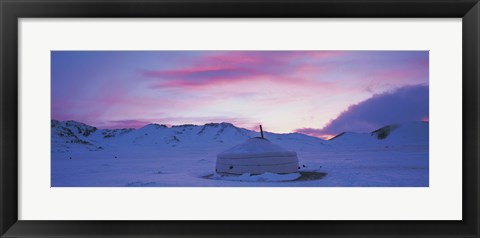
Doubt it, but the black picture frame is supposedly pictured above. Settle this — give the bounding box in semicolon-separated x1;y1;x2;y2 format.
1;0;479;237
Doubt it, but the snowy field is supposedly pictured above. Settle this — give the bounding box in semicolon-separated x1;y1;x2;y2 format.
51;121;429;187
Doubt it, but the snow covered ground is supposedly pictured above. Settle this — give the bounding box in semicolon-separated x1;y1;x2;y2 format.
51;121;428;187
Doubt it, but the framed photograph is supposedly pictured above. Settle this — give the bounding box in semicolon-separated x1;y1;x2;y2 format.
1;0;479;237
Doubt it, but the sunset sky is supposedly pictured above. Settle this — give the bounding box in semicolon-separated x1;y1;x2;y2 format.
51;51;428;139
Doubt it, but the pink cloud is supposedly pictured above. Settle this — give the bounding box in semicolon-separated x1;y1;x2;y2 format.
141;65;262;89
100;119;153;129
142;66;239;78
139;51;345;90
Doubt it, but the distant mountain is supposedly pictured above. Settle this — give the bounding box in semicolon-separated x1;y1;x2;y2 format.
51;120;103;152
51;120;428;153
51;120;326;153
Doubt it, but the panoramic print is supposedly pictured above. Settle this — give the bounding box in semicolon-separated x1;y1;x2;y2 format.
51;51;429;187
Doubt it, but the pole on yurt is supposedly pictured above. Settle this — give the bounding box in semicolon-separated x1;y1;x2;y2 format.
260;125;264;138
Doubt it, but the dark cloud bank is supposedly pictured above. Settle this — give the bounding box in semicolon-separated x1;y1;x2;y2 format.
296;85;429;137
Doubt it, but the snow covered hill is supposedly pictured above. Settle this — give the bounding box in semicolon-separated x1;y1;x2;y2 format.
51;120;429;187
51;120;328;153
51;120;104;152
328;121;429;149
51;120;428;153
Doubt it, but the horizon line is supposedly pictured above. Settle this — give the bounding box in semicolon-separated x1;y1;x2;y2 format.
51;119;429;140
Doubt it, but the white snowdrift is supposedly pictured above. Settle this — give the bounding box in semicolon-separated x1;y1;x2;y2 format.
209;172;302;182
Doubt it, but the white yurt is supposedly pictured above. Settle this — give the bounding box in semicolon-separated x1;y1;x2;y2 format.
216;126;299;175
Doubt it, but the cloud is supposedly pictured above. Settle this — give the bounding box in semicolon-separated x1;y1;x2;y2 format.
154;116;257;128
93;116;258;130
141;66;259;89
101;119;153;129
295;84;429;137
139;51;339;90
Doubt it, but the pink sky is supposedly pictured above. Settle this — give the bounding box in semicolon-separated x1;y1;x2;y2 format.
52;51;429;137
